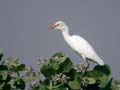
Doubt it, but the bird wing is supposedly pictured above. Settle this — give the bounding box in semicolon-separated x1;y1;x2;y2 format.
70;35;98;58
69;35;104;65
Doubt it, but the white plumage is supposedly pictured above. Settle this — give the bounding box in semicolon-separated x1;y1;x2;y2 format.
49;21;104;66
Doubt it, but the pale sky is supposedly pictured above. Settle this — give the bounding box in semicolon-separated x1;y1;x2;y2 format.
0;0;120;77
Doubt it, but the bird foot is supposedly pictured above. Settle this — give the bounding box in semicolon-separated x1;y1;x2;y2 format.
82;64;89;72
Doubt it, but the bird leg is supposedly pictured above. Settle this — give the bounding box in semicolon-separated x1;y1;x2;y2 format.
81;55;89;71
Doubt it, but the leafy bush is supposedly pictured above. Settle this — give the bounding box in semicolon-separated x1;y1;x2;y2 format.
0;51;119;90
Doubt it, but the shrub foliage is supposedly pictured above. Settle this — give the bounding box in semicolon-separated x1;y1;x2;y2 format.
0;51;119;90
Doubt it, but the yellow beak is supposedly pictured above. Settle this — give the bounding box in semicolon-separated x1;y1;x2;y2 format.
48;23;59;29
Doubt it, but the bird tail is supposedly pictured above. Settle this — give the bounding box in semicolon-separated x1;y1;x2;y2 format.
95;56;104;65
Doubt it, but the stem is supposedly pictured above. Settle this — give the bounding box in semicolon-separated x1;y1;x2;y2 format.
49;80;53;90
17;71;20;77
54;83;64;89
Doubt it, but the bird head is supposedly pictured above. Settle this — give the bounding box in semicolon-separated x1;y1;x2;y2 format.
49;21;67;31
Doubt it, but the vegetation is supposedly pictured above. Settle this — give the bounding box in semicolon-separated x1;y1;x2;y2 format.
0;51;120;90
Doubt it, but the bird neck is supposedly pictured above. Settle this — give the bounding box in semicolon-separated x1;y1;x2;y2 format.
62;26;70;35
61;27;71;42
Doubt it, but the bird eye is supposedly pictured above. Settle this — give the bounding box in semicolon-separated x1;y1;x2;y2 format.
54;23;60;27
56;24;60;26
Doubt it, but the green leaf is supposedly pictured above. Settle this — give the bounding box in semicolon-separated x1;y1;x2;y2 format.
6;57;20;66
47;52;73;74
59;57;73;73
31;83;46;90
2;83;11;90
41;64;55;77
97;75;110;88
0;50;3;61
111;79;120;90
38;84;47;90
94;64;111;75
41;52;73;77
49;58;60;71
53;83;65;89
68;81;81;89
13;78;25;89
9;79;16;87
52;52;64;58
85;70;104;79
12;64;25;72
54;86;69;90
67;69;83;81
0;65;8;80
103;77;113;89
0;71;8;80
83;77;96;84
5;57;25;72
0;82;5;89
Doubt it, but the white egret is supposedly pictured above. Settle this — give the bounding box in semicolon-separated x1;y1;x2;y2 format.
49;21;104;68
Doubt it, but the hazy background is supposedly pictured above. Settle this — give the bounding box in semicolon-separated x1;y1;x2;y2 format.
0;0;120;77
